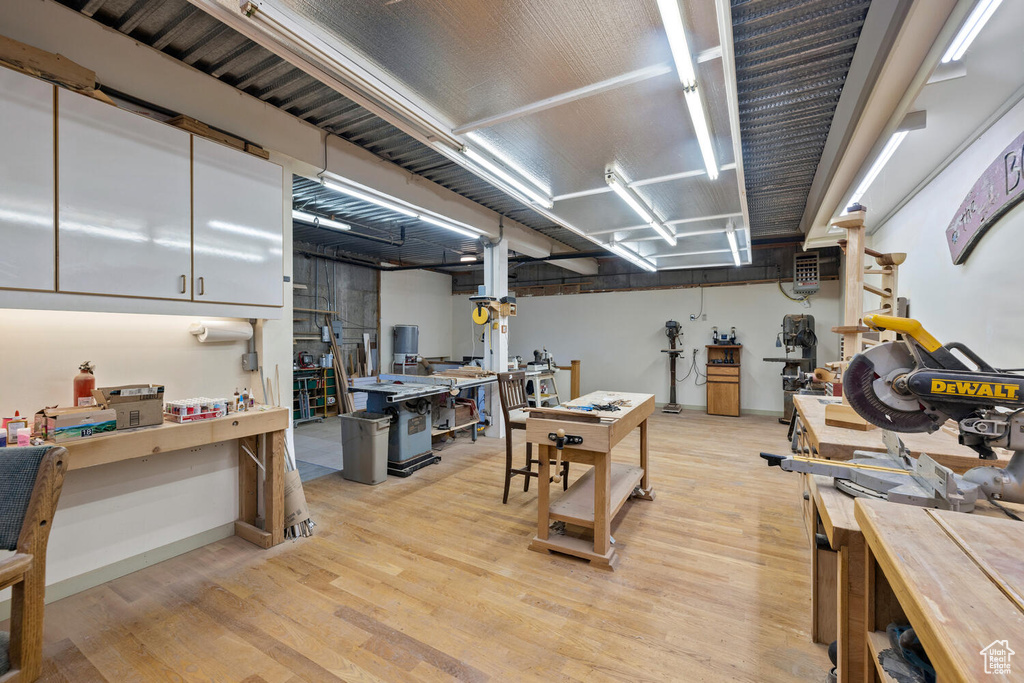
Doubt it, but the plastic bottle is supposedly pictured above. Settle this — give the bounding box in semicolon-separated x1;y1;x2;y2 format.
74;362;96;407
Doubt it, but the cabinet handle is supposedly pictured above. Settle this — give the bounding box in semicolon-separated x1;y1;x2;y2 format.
180;274;187;294
198;276;205;296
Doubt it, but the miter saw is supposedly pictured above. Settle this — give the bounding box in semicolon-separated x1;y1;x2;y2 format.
765;313;1024;508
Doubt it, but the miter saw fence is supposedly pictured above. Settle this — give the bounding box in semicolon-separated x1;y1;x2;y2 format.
841;314;1024;504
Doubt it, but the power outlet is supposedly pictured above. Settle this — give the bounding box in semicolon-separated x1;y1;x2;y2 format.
702;314;707;321
689;314;696;321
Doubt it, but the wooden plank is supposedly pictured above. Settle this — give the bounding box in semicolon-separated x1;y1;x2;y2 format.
238;436;259;526
233;521;272;549
794;395;1009;473
856;499;1024;682
0;35;95;91
166;114;245;150
528;533;618;569
265;430;286;546
866;631;897;683
56;407;290;470
549;464;644;528
812;546;838;644
524;407;603;423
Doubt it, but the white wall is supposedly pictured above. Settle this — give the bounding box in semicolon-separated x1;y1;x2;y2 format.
452;281;841;415
871;96;1024;366
380;270;454;368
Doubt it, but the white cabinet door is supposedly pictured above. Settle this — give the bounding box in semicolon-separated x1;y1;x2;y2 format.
0;68;55;291
58;89;192;299
193;137;284;307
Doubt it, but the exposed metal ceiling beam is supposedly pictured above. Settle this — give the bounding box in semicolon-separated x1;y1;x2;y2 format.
552;163;737;202
451;46;723;136
587;213;743;236
452;64;672;135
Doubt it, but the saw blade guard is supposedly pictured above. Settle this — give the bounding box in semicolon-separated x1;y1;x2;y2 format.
845;344;944;432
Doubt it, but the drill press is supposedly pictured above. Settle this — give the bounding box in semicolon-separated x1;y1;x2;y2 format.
763;314;820;424
661;320;683;414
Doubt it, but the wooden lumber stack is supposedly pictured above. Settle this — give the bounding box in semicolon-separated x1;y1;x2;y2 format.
166;114;269;159
0;34;114;104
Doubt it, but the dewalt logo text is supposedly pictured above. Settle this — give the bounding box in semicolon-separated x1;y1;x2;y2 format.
930;379;1020;400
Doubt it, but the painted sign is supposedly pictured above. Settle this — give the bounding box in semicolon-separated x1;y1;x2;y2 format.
946;130;1024;264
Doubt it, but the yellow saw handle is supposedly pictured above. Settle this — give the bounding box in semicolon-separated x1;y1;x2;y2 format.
862;314;943;353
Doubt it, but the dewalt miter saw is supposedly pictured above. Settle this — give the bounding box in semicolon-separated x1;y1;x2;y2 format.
764;314;1024;508
844;314;1024;503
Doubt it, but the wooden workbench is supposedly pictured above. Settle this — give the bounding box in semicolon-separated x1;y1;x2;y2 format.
792;395;1009;473
54;407;290;549
526;391;655;569
803;474;1024;682
856;498;1024;682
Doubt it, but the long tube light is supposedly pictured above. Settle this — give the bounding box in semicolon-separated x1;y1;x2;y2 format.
725;222;741;267
657;0;718;180
605;170;676;246
462;147;553;209
418;214;480;239
609;241;658;272
847;130;909;210
292;209;350;232
323;180;418;217
322;178;484;239
942;0;1003;63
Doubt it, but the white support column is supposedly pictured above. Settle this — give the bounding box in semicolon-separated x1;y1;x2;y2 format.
483;237;509;438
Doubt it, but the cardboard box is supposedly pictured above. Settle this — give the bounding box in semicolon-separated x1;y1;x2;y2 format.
45;406;116;442
92;384;164;430
283;470;310;528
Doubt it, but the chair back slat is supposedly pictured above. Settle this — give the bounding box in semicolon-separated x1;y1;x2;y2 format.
497;371;528;417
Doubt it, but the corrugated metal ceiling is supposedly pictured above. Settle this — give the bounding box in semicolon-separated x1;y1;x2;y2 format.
732;0;871;236
56;0;593;259
60;0;877;259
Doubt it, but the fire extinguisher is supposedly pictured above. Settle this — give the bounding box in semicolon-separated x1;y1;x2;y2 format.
74;362;96;407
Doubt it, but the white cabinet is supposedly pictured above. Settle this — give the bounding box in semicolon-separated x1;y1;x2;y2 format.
0;67;55;291
57;89;192;299
192;137;284;307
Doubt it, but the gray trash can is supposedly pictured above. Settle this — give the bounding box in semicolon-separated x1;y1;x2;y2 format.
340;411;390;485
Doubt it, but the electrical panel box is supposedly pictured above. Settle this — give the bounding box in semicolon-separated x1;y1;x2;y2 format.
793;252;820;294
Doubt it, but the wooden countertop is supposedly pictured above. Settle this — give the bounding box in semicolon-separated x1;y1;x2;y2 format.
794;394;1009;473
856;498;1024;681
53;406;290;470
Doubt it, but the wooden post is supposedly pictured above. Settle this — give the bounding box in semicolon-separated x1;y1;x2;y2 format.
827;210;873;431
570;360;581;400
266;429;286;546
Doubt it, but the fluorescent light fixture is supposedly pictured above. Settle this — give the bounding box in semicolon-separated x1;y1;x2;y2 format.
685;90;719;181
605;170;676;246
292;209;350;232
418;214;480;239
608;241;658;272
942;0;1003;63
656;0;718;180
463;147;553;209
323;180;417;217
725;223;741;267
656;0;696;87
845;130;909;211
460;255;477;262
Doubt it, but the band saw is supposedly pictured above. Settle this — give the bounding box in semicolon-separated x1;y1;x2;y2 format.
763;314;1024;510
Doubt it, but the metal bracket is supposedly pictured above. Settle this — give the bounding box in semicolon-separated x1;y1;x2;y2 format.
548;432;583;449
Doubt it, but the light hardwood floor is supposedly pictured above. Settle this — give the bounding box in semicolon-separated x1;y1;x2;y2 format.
23;411;830;682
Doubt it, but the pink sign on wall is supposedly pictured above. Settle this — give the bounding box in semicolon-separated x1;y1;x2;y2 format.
946;131;1024;264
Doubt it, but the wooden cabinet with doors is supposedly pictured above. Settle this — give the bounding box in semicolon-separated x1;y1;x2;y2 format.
192;136;284;307
57;88;193;299
0;66;55;292
706;345;741;417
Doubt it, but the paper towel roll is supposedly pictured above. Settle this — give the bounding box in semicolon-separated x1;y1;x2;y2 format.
189;320;253;343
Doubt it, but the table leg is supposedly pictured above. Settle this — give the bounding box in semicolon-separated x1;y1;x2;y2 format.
535;444;550;541
594;450;611;556
840;534;868;683
636;418;655;500
265;429;286;547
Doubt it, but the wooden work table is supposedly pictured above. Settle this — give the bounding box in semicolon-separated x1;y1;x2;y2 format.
53;407;290;549
526;391;655;569
856;498;1024;682
803;474;1024;682
792;395;1009;473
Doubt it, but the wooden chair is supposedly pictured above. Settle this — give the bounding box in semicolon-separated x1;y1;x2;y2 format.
497;371;568;504
0;446;69;683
